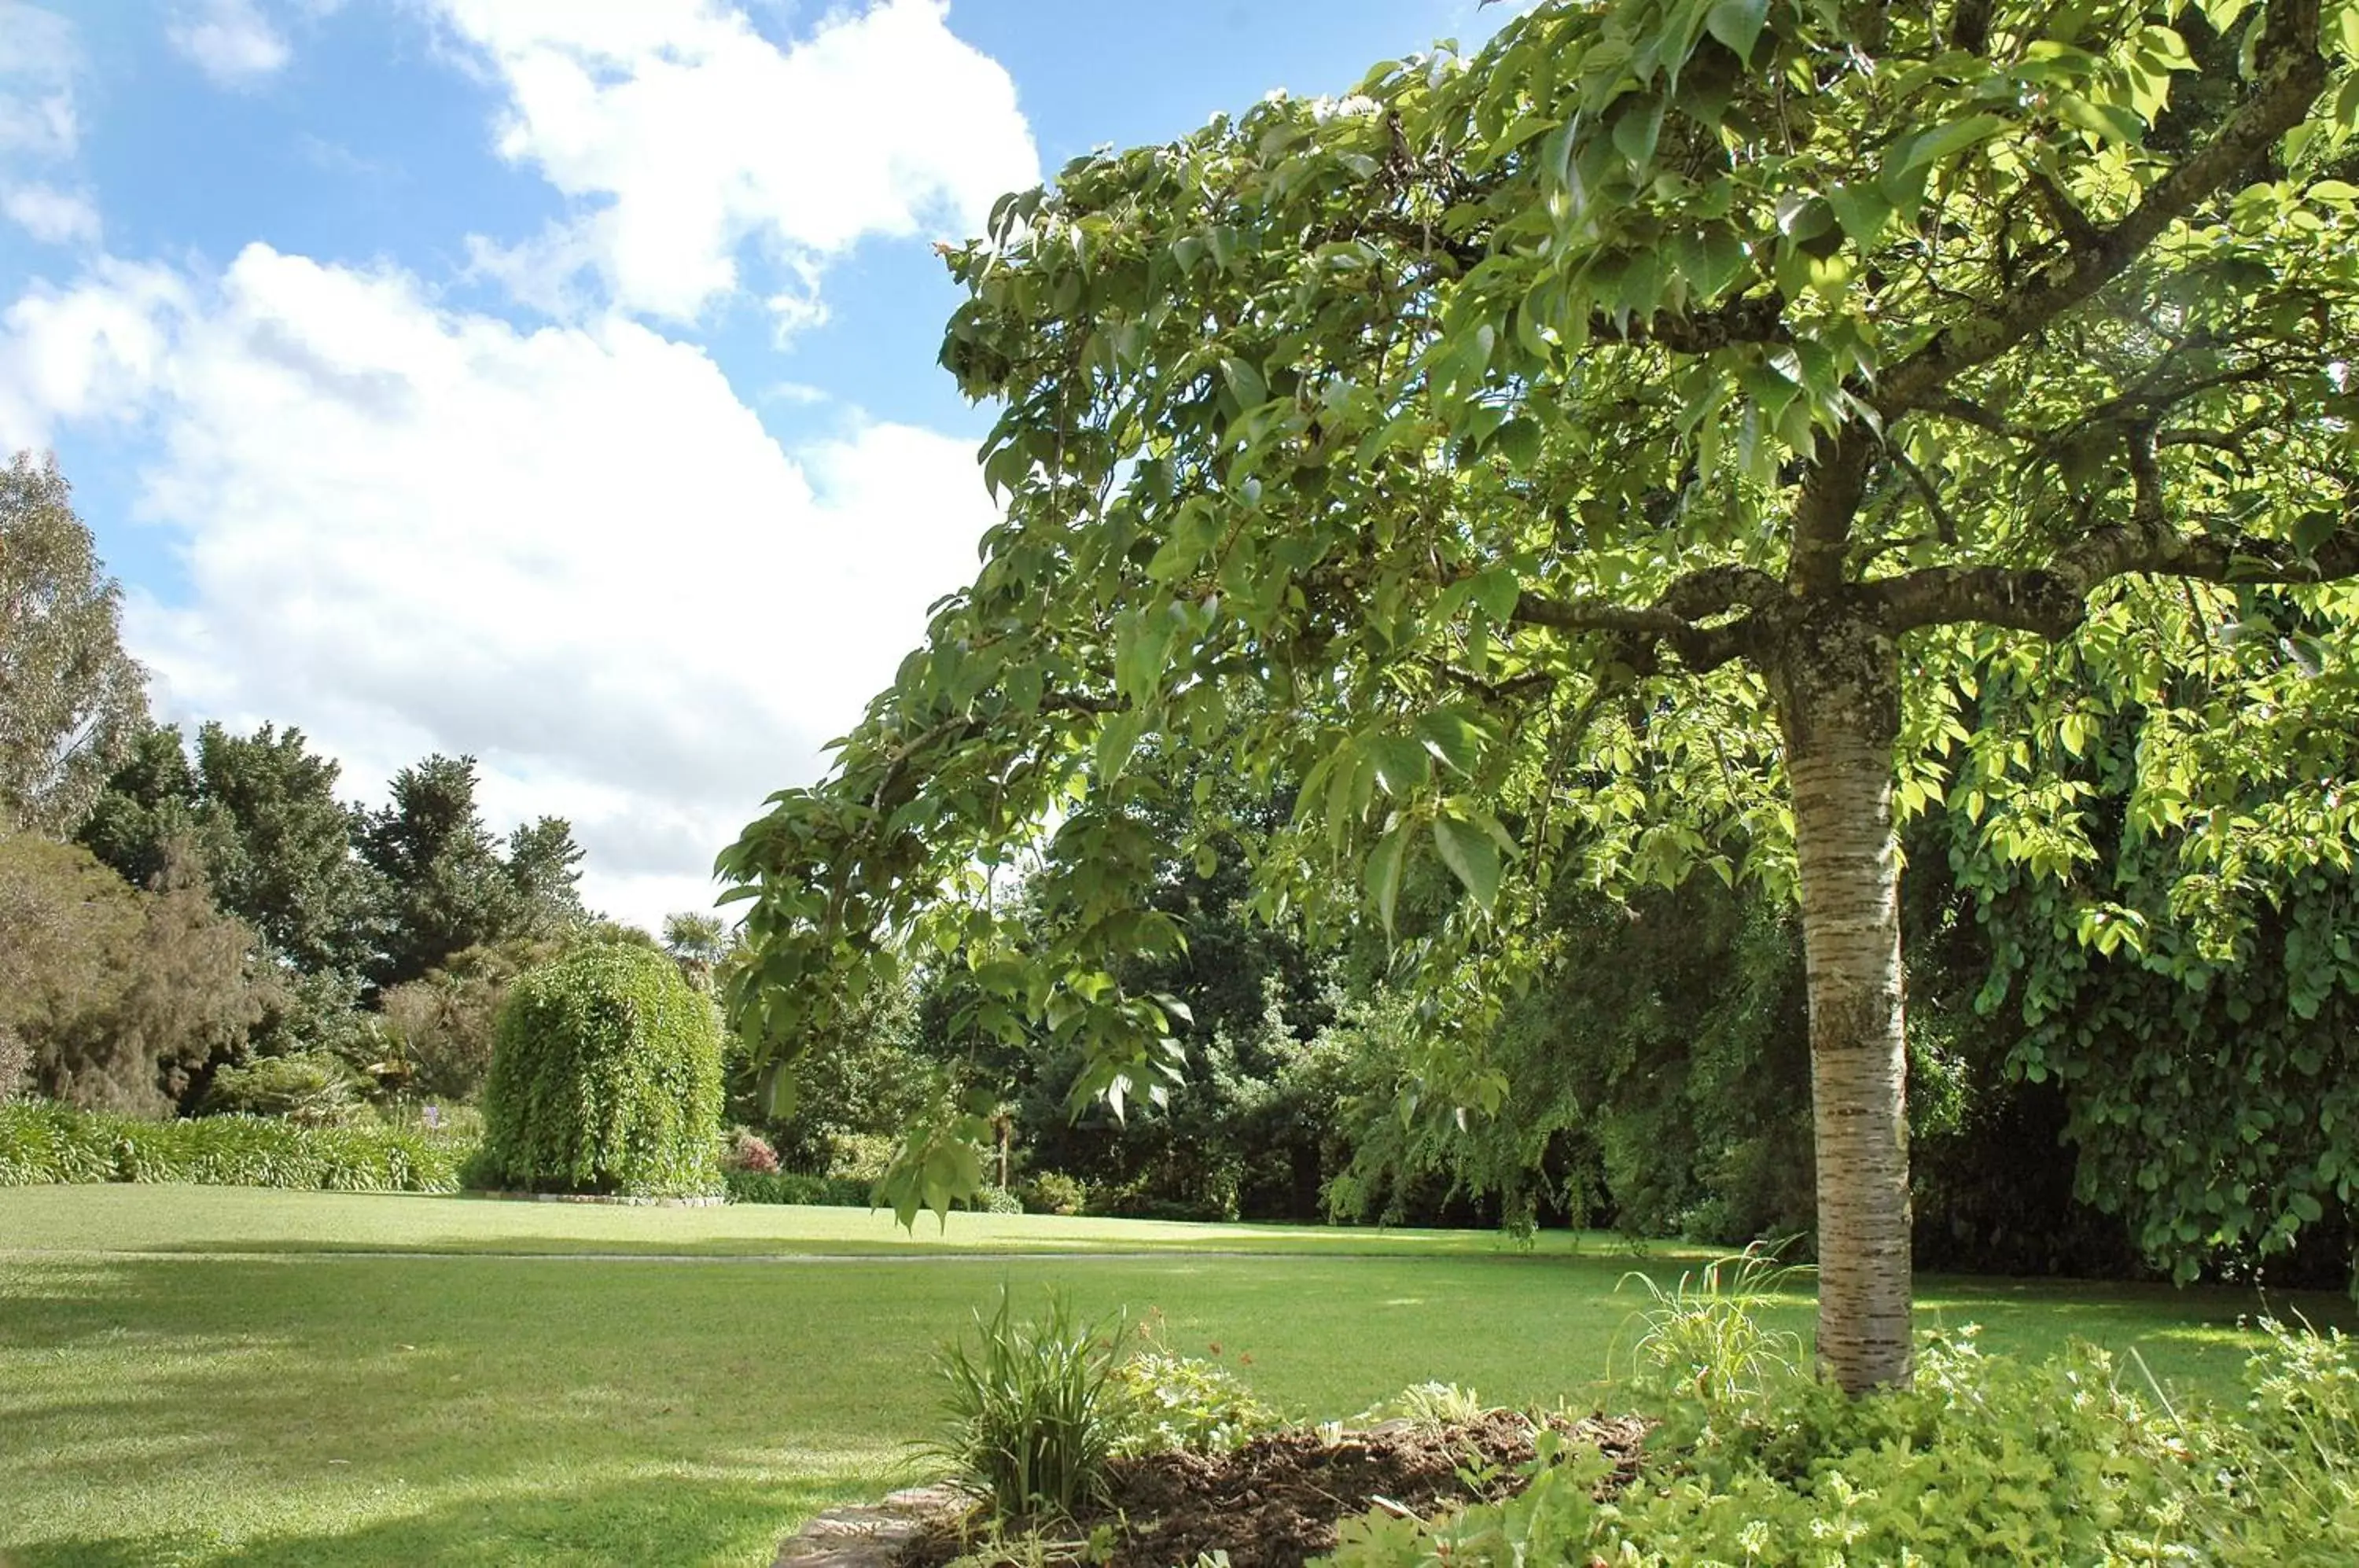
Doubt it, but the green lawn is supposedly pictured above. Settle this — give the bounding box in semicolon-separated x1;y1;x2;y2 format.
2;1187;2344;1567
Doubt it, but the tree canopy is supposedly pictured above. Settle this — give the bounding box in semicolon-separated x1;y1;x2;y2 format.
0;454;147;837
723;0;2359;1390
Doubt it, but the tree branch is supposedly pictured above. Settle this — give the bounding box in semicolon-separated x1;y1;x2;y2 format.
1877;420;2359;642
1788;427;1877;594
1879;0;2325;412
1512;562;1779;672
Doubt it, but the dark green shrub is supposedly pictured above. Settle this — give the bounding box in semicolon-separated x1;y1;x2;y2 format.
724;1169;870;1207
1016;1171;1088;1216
972;1183;1022;1216
0;1099;466;1191
475;943;723;1198
200;1052;368;1126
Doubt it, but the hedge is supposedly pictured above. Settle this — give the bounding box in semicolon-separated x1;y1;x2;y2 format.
0;1099;469;1192
724;1169;874;1206
474;942;725;1198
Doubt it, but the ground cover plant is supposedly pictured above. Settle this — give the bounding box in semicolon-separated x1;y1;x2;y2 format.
2;1187;2347;1566
1325;1317;2359;1566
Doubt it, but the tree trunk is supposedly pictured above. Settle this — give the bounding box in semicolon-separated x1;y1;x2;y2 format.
1772;612;1912;1393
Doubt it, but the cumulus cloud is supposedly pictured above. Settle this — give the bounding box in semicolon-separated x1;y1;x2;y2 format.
438;0;1038;332
168;0;293;86
3;180;98;245
0;245;1000;925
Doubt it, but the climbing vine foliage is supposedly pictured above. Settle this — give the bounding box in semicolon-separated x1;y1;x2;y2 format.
723;0;2359;1242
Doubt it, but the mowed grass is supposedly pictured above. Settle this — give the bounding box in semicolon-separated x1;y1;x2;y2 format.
2;1187;2346;1567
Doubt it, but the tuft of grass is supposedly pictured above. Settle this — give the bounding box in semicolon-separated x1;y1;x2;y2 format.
923;1287;1128;1519
1618;1239;1810;1402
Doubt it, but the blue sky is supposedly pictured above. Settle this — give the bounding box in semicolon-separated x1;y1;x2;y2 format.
0;0;1514;926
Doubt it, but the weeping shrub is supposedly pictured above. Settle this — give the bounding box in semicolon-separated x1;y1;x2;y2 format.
473;942;723;1198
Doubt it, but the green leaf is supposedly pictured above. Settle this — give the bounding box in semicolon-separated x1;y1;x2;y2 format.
1415;709;1485;775
1703;0;1769;64
1364;827;1409;935
1433;815;1502;913
1489;414;1543;470
1370;734;1432;797
1472;565;1522;624
1611;94;1666;166
1894;113;2007;175
1824;182;1890;246
1095;710;1145;786
2291;508;2342;558
1221;355;1266;408
2055;94;2144;145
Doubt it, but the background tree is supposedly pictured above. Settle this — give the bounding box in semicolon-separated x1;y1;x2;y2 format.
82;721;381;977
662;911;730;991
362;755;587;988
724;0;2359;1391
0;453;147;835
0;830;268;1115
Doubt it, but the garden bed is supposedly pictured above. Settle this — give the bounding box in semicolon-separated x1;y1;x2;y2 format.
897;1410;1647;1568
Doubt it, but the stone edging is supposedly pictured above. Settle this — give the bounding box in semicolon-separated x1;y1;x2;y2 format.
774;1484;969;1568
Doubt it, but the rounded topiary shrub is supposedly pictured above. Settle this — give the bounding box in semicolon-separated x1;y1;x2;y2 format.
474;942;724;1198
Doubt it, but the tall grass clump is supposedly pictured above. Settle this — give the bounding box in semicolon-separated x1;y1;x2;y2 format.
1619;1239;1809;1402
924;1288;1127;1519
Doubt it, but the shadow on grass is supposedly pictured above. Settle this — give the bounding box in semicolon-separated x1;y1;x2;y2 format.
2;1256;917;1568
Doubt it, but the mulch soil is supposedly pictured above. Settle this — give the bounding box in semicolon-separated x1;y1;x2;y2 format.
900;1410;1649;1568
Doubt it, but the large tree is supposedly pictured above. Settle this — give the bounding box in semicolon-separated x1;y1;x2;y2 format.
362;755;585;988
81;720;382;977
0;453;147;836
722;0;2359;1390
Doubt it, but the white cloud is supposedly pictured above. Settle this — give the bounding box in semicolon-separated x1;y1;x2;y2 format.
3;180;98;245
437;0;1038;332
0;245;1000;926
168;0;293;86
0;2;79;160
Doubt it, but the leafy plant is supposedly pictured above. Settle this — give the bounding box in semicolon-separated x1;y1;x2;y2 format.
1108;1313;1277;1456
925;1287;1127;1519
0;1099;467;1191
720;0;2359;1393
1331;1301;2359;1567
723;1127;781;1173
200;1051;368;1126
1363;1382;1486;1432
723;1169;870;1206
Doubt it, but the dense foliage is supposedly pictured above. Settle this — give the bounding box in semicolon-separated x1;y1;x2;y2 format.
475;943;726;1198
0;1099;468;1192
0;830;271;1117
